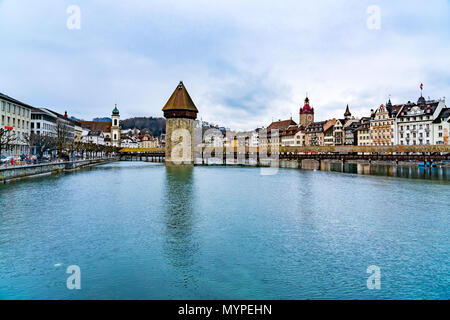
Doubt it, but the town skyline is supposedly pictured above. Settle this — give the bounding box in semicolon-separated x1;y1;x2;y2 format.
1;1;449;130
0;83;445;133
1;1;449;305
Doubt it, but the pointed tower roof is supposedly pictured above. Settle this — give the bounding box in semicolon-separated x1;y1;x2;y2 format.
300;95;314;114
162;81;198;113
386;98;392;108
344;104;351;117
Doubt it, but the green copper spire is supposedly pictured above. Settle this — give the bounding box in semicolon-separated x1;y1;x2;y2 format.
112;104;120;115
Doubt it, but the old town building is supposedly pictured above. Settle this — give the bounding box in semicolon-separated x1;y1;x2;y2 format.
140;134;159;148
80;105;121;147
266;119;297;146
323;119;337;146
333;119;346;145
0;93;32;156
369;101;399;146
344;119;360;145
48;110;77;142
396;96;445;145
280;124;301;146
305;121;326;146
293;126;306;146
356;122;371;146
82;131;105;145
30;107;58;137
433;108;449;145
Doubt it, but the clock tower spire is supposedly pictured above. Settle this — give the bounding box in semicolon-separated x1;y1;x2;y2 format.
299;95;314;126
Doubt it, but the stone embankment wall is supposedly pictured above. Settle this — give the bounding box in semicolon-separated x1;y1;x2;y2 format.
0;158;118;183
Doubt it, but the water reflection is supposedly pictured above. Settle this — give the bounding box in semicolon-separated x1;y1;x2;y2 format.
163;166;198;281
334;163;450;181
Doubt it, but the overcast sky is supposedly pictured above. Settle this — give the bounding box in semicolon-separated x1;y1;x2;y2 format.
0;0;449;130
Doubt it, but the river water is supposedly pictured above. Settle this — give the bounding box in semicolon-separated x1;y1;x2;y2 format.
0;162;448;299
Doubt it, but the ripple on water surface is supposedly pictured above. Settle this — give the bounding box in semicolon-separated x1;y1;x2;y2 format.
0;162;448;299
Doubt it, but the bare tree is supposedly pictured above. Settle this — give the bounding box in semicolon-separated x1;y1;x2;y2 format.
55;120;74;160
74;141;85;159
22;132;55;159
0;128;17;157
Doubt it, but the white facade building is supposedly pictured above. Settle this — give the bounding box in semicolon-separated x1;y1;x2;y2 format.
396;97;445;145
82;131;105;145
0;93;32;156
433;108;450;145
30;107;58;137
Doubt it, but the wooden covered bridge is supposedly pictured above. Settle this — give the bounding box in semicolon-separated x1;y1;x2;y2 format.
118;145;450;165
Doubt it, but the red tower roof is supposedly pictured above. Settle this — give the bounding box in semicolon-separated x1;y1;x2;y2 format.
344;104;351;117
300;96;314;114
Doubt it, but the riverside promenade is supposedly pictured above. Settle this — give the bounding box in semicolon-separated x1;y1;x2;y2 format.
0;157;118;183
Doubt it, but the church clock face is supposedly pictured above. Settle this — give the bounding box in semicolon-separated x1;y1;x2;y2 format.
307;115;312;121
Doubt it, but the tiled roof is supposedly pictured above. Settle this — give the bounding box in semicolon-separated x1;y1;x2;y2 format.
281;125;300;136
162;81;198;112
80;121;112;133
87;131;104;137
30;107;58;119
323;119;337;132
0;92;34;108
42;108;81;126
306;121;326;133
267;119;297;131
397;100;439;118
343;119;360;129
356;122;370;131
433;108;450;123
387;104;403;118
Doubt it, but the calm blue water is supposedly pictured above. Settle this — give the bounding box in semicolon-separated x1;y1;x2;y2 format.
0;162;449;299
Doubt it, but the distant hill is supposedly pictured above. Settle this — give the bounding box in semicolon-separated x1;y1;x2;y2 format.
120;117;166;137
93;117;112;122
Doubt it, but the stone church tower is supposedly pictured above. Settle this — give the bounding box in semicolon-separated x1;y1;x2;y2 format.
162;81;198;165
111;104;121;147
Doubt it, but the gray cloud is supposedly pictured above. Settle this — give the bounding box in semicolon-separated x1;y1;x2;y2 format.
0;0;449;130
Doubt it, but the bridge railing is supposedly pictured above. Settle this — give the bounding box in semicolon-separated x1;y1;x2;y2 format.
200;145;450;154
119;145;450;155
